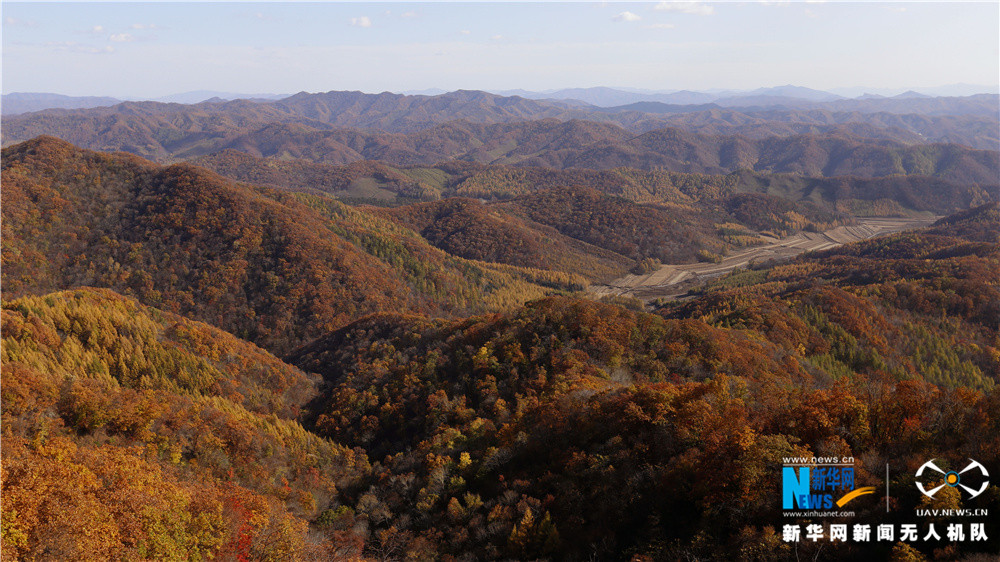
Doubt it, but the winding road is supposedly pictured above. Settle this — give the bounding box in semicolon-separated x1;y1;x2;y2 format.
590;217;938;302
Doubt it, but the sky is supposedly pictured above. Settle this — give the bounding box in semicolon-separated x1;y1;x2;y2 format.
2;1;998;99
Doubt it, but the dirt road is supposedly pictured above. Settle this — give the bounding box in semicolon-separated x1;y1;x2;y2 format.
590;217;938;301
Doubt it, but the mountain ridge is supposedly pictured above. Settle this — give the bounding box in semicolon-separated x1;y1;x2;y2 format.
1;136;587;355
6;112;997;182
5;89;997;152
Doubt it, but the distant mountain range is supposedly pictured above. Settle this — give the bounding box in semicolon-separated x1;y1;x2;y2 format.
491;84;998;107
829;83;1000;98
150;90;291;104
1;92;123;115
5;83;998;116
4;89;998;170
1;90;291;115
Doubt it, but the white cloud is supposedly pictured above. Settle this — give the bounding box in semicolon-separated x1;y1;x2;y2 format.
130;23;159;30
350;16;372;28
4;16;37;27
45;41;115;54
110;33;135;42
91;25;105;33
460;30;471;35
645;23;676;30
613;11;642;22
491;34;503;40
654;2;715;16
401;11;418;19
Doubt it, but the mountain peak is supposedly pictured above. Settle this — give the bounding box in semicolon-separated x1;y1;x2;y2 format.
16;134;75;151
893;90;931;99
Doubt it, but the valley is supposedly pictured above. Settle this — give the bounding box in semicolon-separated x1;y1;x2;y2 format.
3;45;998;560
591;216;940;301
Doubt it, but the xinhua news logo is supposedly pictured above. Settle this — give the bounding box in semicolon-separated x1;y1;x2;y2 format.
782;457;875;511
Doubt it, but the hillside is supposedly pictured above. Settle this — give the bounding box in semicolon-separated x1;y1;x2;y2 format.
270;89;573;131
191;119;1000;176
192;148;433;200
0;99;316;161
666;202;1000;390
1;137;585;355
205;123;994;184
187;149;877;268
192;148;994;220
378;197;632;280
495;186;726;264
1;288;368;559
550;129;999;183
731;170;994;216
192;147;728;204
283;206;1000;559
641;107;1000;150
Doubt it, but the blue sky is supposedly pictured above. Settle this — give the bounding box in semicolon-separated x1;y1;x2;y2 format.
2;2;998;98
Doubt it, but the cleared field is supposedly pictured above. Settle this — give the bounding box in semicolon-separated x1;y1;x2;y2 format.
591;217;938;301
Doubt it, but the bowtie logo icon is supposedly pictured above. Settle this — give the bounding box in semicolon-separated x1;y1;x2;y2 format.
915;459;989;499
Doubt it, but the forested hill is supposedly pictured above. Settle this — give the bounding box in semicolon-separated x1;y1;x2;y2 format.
190;148;994;219
6;108;999;183
374;197;634;278
664;201;1000;390
283;202;999;559
5;135;992;350
0;136;588;355
3;140;998;558
1;288;370;559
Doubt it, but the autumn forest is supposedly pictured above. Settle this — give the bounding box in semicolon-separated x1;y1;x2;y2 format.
1;81;999;562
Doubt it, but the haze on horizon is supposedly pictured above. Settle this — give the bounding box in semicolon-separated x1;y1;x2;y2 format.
2;1;998;100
